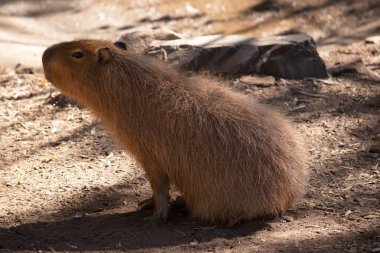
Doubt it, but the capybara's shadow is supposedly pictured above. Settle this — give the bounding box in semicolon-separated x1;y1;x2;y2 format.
0;208;269;251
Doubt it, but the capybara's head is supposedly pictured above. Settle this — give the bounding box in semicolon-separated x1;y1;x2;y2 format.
42;40;127;101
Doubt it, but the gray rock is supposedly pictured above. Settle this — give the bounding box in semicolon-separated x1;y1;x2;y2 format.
146;34;328;79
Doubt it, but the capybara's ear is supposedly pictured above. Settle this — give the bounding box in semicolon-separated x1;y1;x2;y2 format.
114;41;127;50
97;47;113;65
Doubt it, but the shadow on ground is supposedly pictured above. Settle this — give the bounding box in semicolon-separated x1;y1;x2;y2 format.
0;207;269;251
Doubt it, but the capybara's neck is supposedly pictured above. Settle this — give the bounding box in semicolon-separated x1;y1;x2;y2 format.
82;54;189;133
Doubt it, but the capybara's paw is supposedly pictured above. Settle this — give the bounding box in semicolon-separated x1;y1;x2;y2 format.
173;195;186;208
138;197;155;210
172;195;189;215
144;207;169;223
227;216;243;227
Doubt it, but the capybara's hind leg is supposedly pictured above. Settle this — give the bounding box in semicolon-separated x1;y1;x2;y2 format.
144;170;170;222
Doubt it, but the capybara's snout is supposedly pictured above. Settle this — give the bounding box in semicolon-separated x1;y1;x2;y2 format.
42;44;63;83
42;45;56;66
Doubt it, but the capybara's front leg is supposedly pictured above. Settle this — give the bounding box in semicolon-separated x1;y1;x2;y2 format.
144;171;170;222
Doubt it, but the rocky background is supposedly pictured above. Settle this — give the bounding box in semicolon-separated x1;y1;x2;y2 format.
0;0;379;252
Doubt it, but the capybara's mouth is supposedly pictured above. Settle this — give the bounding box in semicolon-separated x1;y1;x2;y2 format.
42;67;53;83
42;65;55;85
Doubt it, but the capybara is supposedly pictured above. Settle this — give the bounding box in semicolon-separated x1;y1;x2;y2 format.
42;40;307;224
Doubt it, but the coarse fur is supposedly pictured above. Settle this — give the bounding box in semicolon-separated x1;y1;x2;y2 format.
42;40;308;224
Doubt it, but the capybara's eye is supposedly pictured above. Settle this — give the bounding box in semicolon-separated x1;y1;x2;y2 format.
72;51;84;59
114;41;127;50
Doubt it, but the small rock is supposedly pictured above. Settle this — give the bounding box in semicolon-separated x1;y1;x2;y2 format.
50;127;58;134
361;211;380;219
282;216;294;222
190;240;198;246
344;210;352;217
328;57;380;80
240;75;275;87
365;35;380;44
185;3;200;14
369;147;380;154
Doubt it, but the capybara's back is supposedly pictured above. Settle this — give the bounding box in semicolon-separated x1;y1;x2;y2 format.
42;40;307;224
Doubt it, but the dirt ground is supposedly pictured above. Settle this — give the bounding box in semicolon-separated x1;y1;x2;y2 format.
0;0;379;252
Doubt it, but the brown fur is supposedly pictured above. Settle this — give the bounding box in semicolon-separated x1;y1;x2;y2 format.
42;40;308;223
